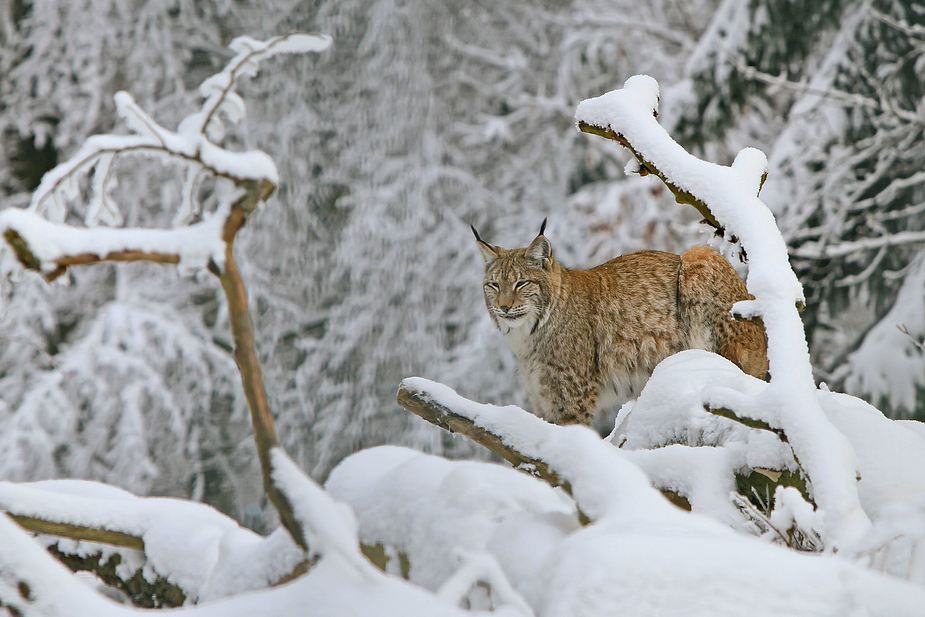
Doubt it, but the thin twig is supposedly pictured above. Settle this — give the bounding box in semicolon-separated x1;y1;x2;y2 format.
898;324;925;352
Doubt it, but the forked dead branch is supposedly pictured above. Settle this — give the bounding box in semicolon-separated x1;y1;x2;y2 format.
0;33;331;606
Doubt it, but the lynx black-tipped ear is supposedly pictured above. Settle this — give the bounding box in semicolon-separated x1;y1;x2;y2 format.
471;225;499;266
526;234;552;268
538;218;547;236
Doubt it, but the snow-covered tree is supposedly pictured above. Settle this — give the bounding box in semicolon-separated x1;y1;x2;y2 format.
671;0;925;418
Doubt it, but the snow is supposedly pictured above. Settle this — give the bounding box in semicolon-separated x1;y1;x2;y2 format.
436;551;533;616
2;367;925;614
5;412;925;616
270;447;365;565
608;347;925;580
540;516;924;617
325;445;578;594
331;381;925;615
0;479;305;602
0;508;480;617
843;253;925;415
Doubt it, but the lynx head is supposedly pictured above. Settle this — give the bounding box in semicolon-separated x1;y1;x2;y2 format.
472;219;561;333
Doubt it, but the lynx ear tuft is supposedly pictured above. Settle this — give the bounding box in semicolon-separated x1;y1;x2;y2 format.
538;218;547;236
472;225;499;266
526;234;552;268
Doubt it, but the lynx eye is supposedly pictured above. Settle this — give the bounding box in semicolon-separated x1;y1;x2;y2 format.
514;280;532;290
485;281;500;291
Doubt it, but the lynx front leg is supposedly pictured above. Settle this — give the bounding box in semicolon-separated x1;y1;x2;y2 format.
536;364;600;425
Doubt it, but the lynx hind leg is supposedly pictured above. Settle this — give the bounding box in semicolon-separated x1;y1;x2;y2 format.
679;246;769;379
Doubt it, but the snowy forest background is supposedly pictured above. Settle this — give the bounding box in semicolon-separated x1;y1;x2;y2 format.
0;0;923;534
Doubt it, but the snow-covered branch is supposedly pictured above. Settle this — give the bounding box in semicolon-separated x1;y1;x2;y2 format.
183;34;333;139
576;123;725;232
26;33;330;225
0;205;226;280
399;377;677;523
397;380;576;499
0;479;307;604
574;75;870;552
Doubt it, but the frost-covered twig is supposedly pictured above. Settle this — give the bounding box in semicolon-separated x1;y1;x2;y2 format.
27;33;330;224
898;324;925;353
730;58;882;112
789;229;925;260
869;6;925;40
184;34;332;139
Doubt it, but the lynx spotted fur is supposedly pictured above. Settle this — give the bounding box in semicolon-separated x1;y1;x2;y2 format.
473;221;767;425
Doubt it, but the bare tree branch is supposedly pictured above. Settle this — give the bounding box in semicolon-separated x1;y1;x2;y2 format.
215;179;308;551
9;515;145;551
397;382;572;494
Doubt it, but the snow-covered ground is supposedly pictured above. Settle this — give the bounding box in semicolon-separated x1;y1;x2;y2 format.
3;360;924;615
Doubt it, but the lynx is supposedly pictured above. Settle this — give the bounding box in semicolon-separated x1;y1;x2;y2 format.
473;220;767;425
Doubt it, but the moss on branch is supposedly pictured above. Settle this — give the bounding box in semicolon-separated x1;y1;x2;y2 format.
48;545;186;608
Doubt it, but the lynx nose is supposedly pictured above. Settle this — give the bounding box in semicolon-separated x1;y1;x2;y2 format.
498;303;511;313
